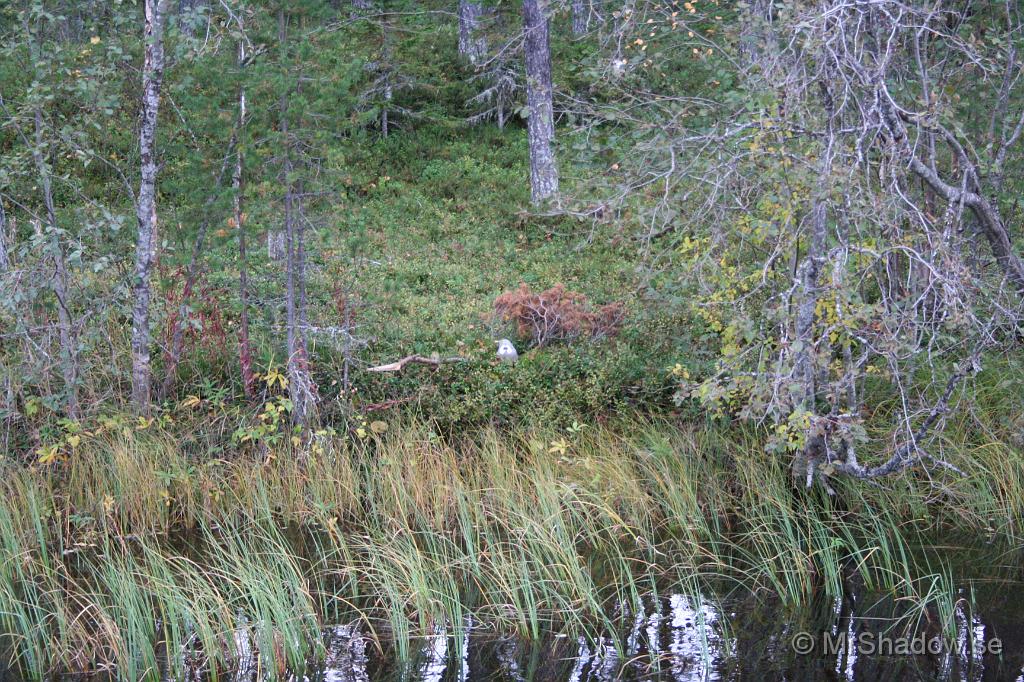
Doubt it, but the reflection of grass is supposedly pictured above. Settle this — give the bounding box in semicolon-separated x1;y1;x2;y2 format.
0;418;1019;678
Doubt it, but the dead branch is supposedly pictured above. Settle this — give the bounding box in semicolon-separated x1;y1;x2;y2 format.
366;354;467;372
363;396;417;412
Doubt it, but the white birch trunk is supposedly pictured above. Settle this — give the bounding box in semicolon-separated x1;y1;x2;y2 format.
0;198;8;272
131;0;170;413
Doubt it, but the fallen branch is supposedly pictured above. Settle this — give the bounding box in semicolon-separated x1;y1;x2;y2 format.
366;354;466;372
363;396;417;412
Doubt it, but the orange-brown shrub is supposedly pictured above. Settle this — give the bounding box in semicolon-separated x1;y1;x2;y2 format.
493;283;625;347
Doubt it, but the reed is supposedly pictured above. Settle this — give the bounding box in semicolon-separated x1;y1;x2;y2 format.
0;416;1019;679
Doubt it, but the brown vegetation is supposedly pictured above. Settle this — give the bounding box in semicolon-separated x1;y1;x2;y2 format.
493;283;624;347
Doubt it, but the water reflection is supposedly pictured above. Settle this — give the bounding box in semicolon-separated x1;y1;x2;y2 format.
417;623;448;682
159;586;1023;681
665;594;724;681
322;624;368;682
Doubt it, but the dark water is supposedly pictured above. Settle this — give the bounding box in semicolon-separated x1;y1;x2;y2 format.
247;587;1023;682
6;581;1020;680
9;530;1021;681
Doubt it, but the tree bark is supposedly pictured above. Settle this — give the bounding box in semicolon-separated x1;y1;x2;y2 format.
458;1;486;64
131;0;170;414
279;10;316;427
380;21;393;138
284;148;316;425
0;198;8;272
792;78;838;486
571;0;588;35
235;31;255;401
522;0;559;204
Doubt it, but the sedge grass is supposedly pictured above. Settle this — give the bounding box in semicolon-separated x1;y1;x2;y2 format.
0;417;1019;679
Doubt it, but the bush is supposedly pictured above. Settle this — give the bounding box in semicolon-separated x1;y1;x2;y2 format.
351;304;699;431
493;283;625;348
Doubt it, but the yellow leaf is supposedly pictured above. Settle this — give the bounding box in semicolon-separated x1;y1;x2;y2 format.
181;395;202;409
548;438;569;456
37;444;60;465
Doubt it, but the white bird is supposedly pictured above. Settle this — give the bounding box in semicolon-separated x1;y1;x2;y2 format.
496;339;519;364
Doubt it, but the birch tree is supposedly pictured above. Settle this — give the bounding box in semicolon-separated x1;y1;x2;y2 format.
130;0;170;413
234;14;256;401
522;0;558;204
0;200;8;273
571;0;1024;483
0;15;86;420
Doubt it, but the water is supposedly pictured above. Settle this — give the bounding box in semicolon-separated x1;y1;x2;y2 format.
6;582;1020;680
7;532;1021;681
289;587;1023;682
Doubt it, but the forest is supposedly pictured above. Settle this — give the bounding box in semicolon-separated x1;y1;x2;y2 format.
1;0;1023;679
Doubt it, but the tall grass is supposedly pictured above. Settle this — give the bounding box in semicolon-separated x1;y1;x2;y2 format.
0;417;1020;679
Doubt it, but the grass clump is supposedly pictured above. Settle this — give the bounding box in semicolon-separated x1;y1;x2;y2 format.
0;417;1020;678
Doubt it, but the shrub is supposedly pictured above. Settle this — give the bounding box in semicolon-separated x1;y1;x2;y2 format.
493;283;625;348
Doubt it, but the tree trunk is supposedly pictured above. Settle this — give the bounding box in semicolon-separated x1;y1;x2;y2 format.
178;0;207;38
738;0;773;66
792;79;838;486
571;0;588;35
279;10;316;427
32;108;80;420
283;150;316;425
0;198;8;272
381;71;392;137
522;0;559;204
131;0;170;414
235;32;256;401
267;230;285;261
18;22;81;418
380;19;394;137
458;1;486;64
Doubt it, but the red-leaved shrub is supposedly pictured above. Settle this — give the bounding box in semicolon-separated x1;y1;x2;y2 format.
493;283;624;347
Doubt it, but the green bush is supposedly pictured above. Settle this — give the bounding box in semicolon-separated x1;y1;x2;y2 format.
352;308;697;430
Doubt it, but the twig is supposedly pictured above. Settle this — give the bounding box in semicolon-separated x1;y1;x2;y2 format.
366;354;466;372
